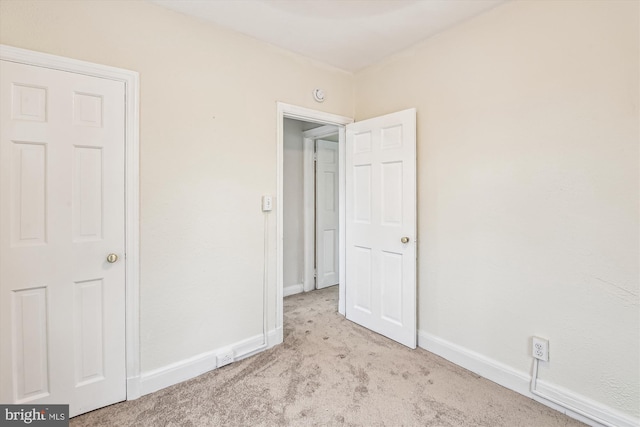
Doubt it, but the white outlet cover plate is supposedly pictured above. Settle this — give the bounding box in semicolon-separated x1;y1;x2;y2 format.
532;336;549;362
217;350;235;367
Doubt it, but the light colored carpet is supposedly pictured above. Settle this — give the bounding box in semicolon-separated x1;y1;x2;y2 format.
72;286;585;426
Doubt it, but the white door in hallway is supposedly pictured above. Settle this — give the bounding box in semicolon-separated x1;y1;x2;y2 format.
0;60;126;416
345;109;417;348
315;139;339;289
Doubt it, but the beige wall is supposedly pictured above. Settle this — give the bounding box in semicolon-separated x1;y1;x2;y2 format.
283;118;304;294
1;0;638;421
0;0;354;372
356;0;638;418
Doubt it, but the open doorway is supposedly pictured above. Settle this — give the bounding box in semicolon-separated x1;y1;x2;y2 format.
276;103;353;336
276;103;417;349
283;119;339;298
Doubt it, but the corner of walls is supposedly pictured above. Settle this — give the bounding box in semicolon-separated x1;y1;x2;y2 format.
418;331;640;427
139;327;283;397
283;284;304;297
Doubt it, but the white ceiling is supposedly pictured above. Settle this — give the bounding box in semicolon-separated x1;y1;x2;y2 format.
150;0;507;72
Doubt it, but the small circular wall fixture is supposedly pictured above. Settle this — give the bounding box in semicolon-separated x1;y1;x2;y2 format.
313;88;326;103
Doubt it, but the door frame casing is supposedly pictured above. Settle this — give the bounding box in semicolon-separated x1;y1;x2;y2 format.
0;45;142;399
276;103;352;330
302;126;340;293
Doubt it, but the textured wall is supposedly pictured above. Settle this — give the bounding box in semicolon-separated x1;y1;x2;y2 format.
355;0;639;418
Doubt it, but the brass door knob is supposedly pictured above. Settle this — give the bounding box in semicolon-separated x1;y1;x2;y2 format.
401;237;410;244
107;253;119;263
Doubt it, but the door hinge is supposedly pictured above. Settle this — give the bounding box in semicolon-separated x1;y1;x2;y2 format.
313;152;318;162
313;269;317;278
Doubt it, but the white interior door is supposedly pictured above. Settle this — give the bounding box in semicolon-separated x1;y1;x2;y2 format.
0;60;126;416
315;139;339;289
345;108;417;348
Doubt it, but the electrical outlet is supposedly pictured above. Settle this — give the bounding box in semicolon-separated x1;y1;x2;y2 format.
217;349;234;368
532;336;549;362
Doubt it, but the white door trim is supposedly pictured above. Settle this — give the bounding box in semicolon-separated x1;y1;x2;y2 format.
276;103;352;331
302;125;339;293
0;45;142;399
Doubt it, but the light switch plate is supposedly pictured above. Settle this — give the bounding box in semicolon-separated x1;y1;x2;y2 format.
262;195;272;212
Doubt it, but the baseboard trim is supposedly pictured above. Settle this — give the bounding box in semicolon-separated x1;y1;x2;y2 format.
534;379;638;427
418;331;638;427
271;324;284;347
418;330;530;395
283;283;304;297
139;327;282;397
126;376;141;400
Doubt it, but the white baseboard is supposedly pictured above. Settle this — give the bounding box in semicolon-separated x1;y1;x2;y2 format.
270;325;283;347
283;283;304;297
535;379;639;427
418;330;530;395
234;327;283;361
418;331;639;427
139;327;282;397
126;376;141;400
